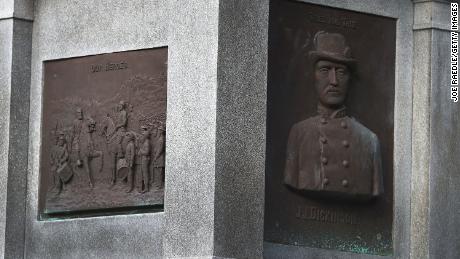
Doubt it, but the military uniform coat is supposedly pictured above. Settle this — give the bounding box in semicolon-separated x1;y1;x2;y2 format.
284;107;383;198
153;133;165;168
125;141;135;168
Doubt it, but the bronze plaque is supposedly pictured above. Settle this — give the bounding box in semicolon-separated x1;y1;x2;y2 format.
265;1;395;255
39;48;167;218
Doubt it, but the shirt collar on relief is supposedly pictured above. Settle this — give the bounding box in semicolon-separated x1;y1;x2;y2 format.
317;104;347;119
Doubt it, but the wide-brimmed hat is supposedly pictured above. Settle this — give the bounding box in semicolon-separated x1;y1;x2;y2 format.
86;117;96;127
125;132;135;140
57;131;66;141
308;31;356;67
118;100;127;109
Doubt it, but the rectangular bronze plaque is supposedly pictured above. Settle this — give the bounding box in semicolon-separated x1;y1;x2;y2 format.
265;1;395;255
39;47;167;218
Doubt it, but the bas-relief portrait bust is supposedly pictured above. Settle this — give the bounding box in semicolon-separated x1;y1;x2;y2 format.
283;31;384;200
265;2;395;253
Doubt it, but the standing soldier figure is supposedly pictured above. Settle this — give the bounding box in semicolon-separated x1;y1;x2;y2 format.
111;100;128;186
50;132;72;194
153;123;166;189
124;132;136;193
138;125;151;193
71;108;84;168
82;118;103;188
148;121;158;186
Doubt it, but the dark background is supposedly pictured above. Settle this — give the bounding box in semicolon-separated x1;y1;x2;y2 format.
264;1;396;255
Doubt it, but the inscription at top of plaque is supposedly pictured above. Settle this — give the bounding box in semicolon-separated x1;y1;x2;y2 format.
39;48;168;217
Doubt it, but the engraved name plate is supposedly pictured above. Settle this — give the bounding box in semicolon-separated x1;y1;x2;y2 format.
39;48;167;218
265;1;395;255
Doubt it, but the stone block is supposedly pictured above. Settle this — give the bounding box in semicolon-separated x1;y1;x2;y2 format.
0;18;14;259
162;0;219;257
214;0;268;258
0;0;33;20
25;1;169;258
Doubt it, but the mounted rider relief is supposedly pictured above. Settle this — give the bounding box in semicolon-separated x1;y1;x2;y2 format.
39;48;167;218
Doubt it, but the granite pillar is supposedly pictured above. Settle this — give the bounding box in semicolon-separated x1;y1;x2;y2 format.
214;0;268;258
411;1;460;258
0;0;33;258
163;0;269;258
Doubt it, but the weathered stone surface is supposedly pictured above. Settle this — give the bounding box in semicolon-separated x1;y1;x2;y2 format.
429;28;460;259
412;1;460;258
26;1;168;258
4;18;32;259
0;1;14;20
411;28;432;259
0;19;14;259
214;0;268;258
0;0;33;20
0;8;33;258
162;0;219;257
13;0;34;20
163;1;269;258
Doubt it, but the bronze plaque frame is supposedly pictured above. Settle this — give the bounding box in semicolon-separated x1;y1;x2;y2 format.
264;1;395;255
39;47;167;218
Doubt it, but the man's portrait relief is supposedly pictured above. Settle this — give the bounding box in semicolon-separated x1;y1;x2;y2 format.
283;31;384;200
264;2;395;254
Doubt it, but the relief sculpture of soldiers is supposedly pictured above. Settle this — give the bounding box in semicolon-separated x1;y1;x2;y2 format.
283;31;383;200
40;48;168;215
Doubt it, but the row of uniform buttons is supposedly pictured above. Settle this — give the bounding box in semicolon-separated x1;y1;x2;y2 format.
323;178;349;187
320;117;348;129
319;158;351;167
319;140;351;148
319;139;349;148
319;139;350;148
320;117;350;188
